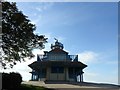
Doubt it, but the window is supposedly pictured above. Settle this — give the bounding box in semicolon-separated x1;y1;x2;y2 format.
51;67;57;73
51;66;64;73
49;54;66;61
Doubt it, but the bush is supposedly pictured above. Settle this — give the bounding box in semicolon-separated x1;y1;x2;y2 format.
2;73;10;89
2;72;22;89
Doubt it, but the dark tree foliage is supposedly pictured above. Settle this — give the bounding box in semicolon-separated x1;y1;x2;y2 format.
1;2;47;68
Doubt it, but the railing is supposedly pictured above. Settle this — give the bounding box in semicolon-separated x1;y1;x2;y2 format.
37;54;78;61
69;55;78;61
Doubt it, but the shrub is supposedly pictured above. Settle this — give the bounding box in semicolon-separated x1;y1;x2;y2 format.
2;73;10;89
2;72;22;89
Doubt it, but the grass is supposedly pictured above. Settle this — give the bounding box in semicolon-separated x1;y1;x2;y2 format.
4;84;54;90
21;84;48;90
21;84;55;90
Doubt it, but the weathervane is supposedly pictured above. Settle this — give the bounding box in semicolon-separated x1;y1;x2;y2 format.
54;38;58;42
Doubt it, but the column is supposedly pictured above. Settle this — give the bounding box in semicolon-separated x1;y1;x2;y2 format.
39;69;42;81
65;67;69;81
80;74;81;82
79;69;82;82
46;67;50;80
81;74;83;82
33;74;35;80
31;73;33;80
38;73;40;81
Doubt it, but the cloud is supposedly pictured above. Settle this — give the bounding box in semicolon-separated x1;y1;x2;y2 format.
30;15;42;25
28;3;54;26
42;2;54;10
93;50;118;65
0;62;31;81
83;71;99;82
1;49;44;81
79;50;118;84
36;7;43;12
78;51;98;64
35;2;54;12
84;71;118;84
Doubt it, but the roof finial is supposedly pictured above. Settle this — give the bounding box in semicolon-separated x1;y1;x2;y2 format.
51;38;64;50
54;38;58;42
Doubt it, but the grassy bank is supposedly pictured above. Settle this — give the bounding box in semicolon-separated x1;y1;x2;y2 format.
21;84;49;90
4;84;54;90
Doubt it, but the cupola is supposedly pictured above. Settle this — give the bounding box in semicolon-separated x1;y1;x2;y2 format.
51;38;64;50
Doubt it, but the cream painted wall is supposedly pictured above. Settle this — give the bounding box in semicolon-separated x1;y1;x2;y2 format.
46;67;69;81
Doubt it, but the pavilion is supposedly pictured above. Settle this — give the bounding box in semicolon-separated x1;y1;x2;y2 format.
28;39;87;82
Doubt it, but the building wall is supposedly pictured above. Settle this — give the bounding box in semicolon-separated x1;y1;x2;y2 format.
69;78;75;82
49;73;65;80
38;78;46;81
32;67;83;82
46;67;69;81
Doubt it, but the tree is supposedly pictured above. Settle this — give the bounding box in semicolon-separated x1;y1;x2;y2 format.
1;2;47;68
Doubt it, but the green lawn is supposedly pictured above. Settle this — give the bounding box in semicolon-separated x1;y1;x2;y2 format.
6;84;54;90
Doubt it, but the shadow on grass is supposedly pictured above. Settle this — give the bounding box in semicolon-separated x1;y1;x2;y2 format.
2;84;55;90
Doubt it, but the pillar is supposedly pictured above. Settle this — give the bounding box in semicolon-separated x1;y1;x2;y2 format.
80;74;81;82
81;74;83;82
33;74;35;80
46;67;50;80
65;67;69;81
31;73;33;80
39;68;42;81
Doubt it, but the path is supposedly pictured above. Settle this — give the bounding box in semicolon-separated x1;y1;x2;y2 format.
22;81;120;90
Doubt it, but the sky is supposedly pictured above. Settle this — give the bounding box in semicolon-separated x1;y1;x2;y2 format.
1;2;118;85
6;0;120;2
